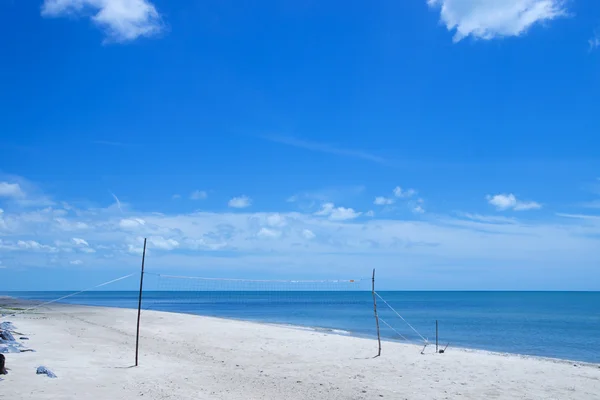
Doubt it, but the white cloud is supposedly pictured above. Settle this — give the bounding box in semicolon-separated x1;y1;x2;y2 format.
374;196;394;205
3;175;600;289
148;236;179;250
257;227;282;239
314;203;334;216
70;259;83;265
172;194;181;200
266;213;287;228
487;193;519;210
0;182;25;198
17;240;58;252
513;201;542;211
72;238;89;247
393;186;416;198
315;203;362;221
413;205;425;214
487;193;541;211
365;210;375;217
119;218;146;229
228;196;252;209
69;237;95;253
302;229;316;239
427;0;567;42
127;244;144;255
55;218;89;231
0;177;54;207
190;190;208;200
41;0;164;43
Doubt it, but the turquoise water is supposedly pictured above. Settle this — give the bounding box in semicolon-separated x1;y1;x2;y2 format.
3;291;599;364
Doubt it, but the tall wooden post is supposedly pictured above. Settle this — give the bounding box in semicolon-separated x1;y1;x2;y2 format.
372;268;382;357
135;238;147;367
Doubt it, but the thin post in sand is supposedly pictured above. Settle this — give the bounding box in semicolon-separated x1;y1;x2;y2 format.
371;268;382;357
135;237;147;367
436;320;439;353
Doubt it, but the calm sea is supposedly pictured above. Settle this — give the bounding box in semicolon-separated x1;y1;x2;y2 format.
3;291;599;364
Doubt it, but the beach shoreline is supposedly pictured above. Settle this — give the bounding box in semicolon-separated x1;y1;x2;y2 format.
1;301;599;399
2;296;599;368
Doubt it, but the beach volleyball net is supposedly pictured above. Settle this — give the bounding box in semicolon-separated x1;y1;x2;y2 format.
153;273;366;298
145;273;372;317
142;272;430;354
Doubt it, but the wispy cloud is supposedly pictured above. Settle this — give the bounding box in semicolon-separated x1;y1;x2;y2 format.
427;0;567;43
110;192;123;213
190;190;208;200
374;196;394;205
41;0;165;43
228;196;252;209
412;205;425;214
0;178;54;207
393;186;416;198
556;213;600;221
288;186;365;205
487;193;541;211
262;135;390;165
257;227;282;239
0;182;25;198
374;186;418;209
457;212;518;225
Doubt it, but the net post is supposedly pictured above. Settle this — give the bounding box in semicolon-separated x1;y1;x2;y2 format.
135;238;147;367
372;268;382;357
436;320;439;353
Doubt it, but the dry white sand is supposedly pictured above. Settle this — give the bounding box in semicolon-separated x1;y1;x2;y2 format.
1;303;599;399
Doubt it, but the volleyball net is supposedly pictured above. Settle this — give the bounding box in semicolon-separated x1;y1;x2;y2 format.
142;272;430;351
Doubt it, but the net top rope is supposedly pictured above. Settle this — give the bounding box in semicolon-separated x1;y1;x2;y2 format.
153;273;362;284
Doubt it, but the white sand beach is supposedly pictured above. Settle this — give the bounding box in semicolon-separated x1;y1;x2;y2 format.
1;303;599;400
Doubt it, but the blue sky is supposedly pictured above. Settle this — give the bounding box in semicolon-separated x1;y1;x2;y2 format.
1;0;600;291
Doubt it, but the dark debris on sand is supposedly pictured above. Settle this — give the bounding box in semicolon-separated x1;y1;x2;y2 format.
0;321;34;354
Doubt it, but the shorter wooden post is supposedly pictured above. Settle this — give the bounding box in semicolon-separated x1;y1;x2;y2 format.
436;320;439;353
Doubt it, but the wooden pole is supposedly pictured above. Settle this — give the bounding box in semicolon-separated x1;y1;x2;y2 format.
436;320;439;353
135;238;147;367
372;268;382;357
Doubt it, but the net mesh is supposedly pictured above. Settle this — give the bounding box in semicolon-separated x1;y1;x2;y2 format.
152;274;369;304
142;273;428;346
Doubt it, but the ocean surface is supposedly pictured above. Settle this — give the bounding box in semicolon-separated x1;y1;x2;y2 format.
2;291;599;364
